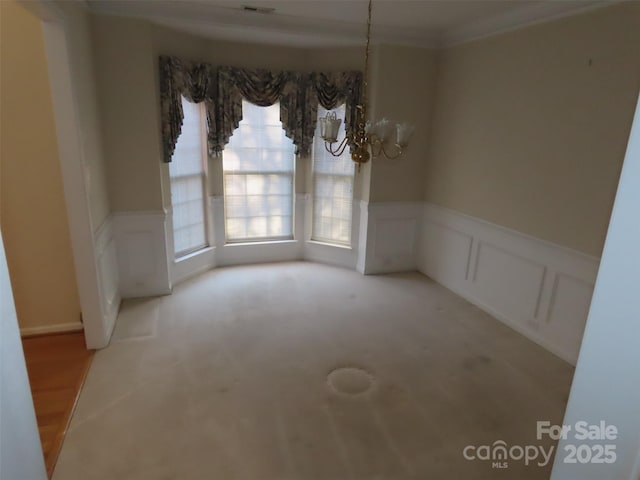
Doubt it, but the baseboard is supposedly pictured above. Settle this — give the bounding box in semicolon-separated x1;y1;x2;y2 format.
21;322;84;337
304;241;357;270
418;202;600;365
172;247;216;284
433;273;578;365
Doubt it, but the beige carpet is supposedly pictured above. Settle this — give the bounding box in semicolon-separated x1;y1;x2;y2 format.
53;262;573;479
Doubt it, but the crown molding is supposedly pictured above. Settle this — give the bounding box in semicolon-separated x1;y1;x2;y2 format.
17;0;65;22
441;0;617;48
87;1;439;48
88;0;617;50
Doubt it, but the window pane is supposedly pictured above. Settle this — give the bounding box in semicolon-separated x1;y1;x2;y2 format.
312;104;355;245
223;101;295;242
169;98;207;256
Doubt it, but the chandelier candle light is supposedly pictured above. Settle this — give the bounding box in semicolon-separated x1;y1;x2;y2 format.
319;0;414;168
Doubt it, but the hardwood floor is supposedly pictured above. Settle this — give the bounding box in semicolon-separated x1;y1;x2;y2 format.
22;332;94;478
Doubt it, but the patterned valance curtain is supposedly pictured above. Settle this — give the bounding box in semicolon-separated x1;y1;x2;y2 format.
158;55;363;162
159;56;217;163
213;67;310;156
308;71;363;149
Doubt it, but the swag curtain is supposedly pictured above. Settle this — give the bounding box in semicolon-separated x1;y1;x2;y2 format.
214;67;309;157
159;56;217;163
308;71;363;151
159;55;363;163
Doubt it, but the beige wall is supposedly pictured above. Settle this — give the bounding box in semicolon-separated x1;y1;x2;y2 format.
92;16;164;212
65;4;640;260
426;3;640;257
369;44;437;202
91;14;433;210
0;1;81;329
56;2;111;229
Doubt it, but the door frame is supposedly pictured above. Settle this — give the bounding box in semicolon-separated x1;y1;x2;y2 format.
22;1;111;348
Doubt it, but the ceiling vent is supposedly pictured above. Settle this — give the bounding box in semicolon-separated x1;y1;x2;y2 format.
241;5;275;14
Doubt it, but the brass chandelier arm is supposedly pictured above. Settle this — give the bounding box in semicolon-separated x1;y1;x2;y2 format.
324;135;350;156
368;134;403;160
319;0;412;165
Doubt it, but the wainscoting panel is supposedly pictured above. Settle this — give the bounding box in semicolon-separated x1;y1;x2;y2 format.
419;203;599;365
365;202;423;274
542;273;594;362
472;241;547;330
113;211;171;298
356;200;369;274
418;221;472;287
94;215;120;335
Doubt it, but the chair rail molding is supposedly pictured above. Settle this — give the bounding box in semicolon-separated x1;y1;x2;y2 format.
418;202;600;365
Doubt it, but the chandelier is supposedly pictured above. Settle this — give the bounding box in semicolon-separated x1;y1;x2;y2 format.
319;0;414;168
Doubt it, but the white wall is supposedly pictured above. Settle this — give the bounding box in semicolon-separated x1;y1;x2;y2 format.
0;232;47;480
551;94;640;479
40;2;119;348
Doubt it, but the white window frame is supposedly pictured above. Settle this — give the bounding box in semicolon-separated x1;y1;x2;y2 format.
222;101;296;244
311;104;355;247
169;99;210;259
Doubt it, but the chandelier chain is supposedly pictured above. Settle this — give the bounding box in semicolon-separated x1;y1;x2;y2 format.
320;0;412;166
362;0;372;109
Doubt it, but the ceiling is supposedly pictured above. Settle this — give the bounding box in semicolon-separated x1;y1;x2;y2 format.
87;0;612;48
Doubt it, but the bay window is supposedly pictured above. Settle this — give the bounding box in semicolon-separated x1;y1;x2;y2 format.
311;104;355;246
169;98;208;257
222;100;295;242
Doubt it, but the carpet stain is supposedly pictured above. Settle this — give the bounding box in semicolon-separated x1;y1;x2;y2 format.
327;367;375;397
462;354;492;371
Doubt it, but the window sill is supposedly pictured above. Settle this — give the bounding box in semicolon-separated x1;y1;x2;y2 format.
175;246;215;263
224;239;298;247
307;240;352;250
